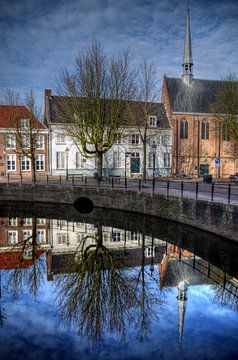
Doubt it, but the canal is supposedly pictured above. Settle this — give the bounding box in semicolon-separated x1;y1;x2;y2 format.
0;201;237;360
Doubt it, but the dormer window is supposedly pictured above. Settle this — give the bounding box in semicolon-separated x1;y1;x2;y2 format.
21;119;30;129
148;116;157;127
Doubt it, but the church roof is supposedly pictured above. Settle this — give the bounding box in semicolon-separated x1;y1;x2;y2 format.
165;77;225;114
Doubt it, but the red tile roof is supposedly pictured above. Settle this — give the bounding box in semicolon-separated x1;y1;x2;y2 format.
0;105;44;129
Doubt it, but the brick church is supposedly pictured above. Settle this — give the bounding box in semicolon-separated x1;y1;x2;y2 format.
162;4;238;178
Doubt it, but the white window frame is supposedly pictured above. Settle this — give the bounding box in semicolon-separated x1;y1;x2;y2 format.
8;217;17;226
148;115;157;127
22;218;32;226
21;155;31;171
21;119;30;129
56;152;66;169
8;231;18;244
23;230;32;242
112;232;121;242
57;233;67;245
6;134;16;149
76;152;86;169
36;229;45;243
130;232;138;241
36;154;45;171
7;154;16;171
164;153;171;168
148;152;154;169
56;133;66;144
130;134;140;145
37;218;45;225
21;134;30;148
113;151;122;168
36;135;45;149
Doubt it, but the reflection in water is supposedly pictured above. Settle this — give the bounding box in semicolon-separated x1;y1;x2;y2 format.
0;203;238;358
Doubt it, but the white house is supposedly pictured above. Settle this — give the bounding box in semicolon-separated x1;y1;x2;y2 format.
44;89;172;178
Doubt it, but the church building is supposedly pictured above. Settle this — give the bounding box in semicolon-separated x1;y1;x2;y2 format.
162;4;238;178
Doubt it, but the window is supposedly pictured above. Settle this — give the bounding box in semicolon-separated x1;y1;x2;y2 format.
129;232;138;241
57;233;67;244
23;230;32;242
37;230;45;243
222;123;231;141
148;115;157;127
115;133;123;144
36;135;44;149
21;134;30;148
130;134;140;145
164;153;171;168
8;231;18;244
21;156;31;171
56;152;65;169
145;246;155;258
7;154;16;171
6;134;16;149
163;135;172;146
37;218;45;225
180;119;188;139
148;152;154;169
36;155;45;171
112;232;121;242
56;133;66;144
76;152;86;169
57;220;66;228
23;249;33;259
201;119;209;140
113;151;122;168
8;217;17;226
21;119;30;129
77;233;85;243
22;218;32;226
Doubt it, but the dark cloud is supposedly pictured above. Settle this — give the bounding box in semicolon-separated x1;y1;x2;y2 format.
0;0;237;107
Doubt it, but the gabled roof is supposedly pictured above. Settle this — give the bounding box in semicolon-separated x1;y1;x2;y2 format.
0;105;44;129
165;77;226;114
45;94;171;129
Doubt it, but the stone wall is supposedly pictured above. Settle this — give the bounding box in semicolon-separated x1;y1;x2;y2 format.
0;183;237;241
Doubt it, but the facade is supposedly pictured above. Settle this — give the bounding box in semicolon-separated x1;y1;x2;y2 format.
162;6;238;178
0;105;48;179
44;90;172;178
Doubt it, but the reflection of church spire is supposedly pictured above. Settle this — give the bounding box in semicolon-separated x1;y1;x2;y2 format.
177;280;188;345
182;0;193;85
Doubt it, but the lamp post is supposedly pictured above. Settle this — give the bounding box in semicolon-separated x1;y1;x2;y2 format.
65;147;69;180
151;141;157;193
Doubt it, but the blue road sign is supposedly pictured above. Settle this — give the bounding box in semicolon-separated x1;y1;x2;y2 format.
215;157;220;166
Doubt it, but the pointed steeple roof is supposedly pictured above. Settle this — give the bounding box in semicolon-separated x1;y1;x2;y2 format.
182;1;194;85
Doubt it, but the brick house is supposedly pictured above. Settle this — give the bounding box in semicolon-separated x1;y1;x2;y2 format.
161;6;238;178
0;105;48;179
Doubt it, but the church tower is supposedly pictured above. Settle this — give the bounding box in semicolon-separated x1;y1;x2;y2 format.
182;1;193;86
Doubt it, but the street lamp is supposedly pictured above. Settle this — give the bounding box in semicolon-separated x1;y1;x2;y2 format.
65;147;69;180
151;141;157;192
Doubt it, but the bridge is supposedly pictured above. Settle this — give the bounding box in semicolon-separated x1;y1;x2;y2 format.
0;176;238;241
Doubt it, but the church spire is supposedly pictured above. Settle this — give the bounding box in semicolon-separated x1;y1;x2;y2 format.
182;0;193;85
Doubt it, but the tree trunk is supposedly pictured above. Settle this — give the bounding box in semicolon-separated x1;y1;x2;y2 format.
96;153;103;179
32;156;36;183
143;139;147;181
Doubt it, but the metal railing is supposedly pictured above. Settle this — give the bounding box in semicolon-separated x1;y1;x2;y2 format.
1;174;238;205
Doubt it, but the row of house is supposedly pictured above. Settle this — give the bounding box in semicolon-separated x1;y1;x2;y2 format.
0;5;237;179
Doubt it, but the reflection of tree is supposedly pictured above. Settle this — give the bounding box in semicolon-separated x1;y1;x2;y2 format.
211;283;238;312
6;217;46;298
55;226;165;346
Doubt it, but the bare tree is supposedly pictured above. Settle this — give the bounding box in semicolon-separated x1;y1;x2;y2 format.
127;60;161;180
212;73;238;143
4;90;43;182
56;38;135;178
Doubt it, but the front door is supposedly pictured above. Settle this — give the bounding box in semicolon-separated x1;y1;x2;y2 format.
131;153;140;174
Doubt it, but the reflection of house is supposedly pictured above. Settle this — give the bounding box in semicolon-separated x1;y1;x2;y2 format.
0;105;48;179
161;5;238;177
0;216;49;269
44;90;172;178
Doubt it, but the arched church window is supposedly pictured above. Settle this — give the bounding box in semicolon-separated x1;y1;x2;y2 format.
180;119;188;139
201;119;209;140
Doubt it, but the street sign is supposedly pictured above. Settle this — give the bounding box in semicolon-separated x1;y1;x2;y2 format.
215;157;220;167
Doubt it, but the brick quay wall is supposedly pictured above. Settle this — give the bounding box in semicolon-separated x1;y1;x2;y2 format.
0;183;237;241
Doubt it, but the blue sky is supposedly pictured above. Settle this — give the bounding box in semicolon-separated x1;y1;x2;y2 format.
0;0;238;109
